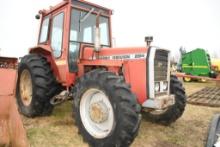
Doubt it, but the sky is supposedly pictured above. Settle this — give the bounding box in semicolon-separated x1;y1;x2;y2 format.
0;0;220;59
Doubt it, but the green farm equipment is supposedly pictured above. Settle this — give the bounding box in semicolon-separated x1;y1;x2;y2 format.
179;48;217;82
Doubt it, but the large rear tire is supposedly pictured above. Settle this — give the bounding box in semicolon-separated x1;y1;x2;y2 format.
144;75;186;125
72;69;141;147
16;54;61;117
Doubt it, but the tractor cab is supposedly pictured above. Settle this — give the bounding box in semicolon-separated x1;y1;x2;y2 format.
34;0;112;83
68;4;111;71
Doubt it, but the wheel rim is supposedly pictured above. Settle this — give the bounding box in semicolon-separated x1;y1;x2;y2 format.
80;88;115;139
184;77;191;82
19;69;33;106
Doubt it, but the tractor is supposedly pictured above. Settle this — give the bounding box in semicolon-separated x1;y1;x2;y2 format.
16;0;186;146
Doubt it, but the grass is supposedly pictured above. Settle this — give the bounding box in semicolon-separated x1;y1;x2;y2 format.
23;81;220;147
24;102;88;147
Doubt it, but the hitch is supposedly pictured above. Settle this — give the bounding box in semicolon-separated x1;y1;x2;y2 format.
50;91;72;105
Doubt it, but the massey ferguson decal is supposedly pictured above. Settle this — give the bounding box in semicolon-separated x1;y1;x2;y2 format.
92;53;147;60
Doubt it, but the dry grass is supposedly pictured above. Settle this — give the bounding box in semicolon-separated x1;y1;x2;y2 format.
23;81;220;147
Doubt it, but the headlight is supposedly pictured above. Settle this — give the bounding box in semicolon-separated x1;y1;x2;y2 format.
155;82;160;92
162;81;168;91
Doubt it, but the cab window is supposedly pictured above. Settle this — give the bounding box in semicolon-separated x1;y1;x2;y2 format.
39;16;50;43
51;12;64;58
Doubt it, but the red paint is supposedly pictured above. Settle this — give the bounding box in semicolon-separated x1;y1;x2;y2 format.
123;60;147;104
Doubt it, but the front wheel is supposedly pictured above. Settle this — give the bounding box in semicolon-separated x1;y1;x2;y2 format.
72;69;141;147
143;75;186;125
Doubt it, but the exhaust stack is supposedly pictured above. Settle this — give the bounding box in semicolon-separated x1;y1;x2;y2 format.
94;12;101;52
145;36;153;48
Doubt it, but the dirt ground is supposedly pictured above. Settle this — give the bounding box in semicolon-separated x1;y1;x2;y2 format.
23;81;220;147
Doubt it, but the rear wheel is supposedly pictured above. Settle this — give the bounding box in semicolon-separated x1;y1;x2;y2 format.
73;69;141;147
143;75;186;124
19;69;33;106
16;54;61;117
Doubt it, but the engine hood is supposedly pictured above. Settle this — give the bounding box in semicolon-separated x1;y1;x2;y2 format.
82;47;149;60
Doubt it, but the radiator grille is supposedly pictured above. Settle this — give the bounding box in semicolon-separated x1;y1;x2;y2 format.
154;50;169;81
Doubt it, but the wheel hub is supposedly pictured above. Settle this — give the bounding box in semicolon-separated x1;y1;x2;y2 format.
19;69;32;106
89;101;109;123
80;88;115;139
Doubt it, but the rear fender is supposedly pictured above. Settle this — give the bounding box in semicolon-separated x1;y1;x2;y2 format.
29;46;61;82
29;45;52;55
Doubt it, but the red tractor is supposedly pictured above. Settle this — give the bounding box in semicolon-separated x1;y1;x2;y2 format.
16;0;186;146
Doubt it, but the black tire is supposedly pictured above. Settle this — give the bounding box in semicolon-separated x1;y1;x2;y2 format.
144;75;186;125
206;114;220;147
16;54;61;117
73;69;141;147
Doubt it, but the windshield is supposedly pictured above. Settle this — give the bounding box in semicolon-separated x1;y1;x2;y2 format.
70;8;110;46
68;8;110;72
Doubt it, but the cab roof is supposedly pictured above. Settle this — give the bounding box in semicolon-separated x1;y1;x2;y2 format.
39;0;112;16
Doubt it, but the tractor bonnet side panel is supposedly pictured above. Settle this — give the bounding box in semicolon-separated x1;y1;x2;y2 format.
123;60;147;104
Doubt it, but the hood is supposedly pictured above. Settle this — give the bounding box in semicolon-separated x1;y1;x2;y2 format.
82;47;149;60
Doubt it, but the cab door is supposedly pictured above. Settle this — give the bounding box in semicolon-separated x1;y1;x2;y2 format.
50;6;69;85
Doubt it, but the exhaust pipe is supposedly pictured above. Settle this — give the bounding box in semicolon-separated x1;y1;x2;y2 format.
94;12;101;52
145;36;153;48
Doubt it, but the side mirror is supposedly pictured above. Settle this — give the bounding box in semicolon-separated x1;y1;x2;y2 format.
35;14;40;20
